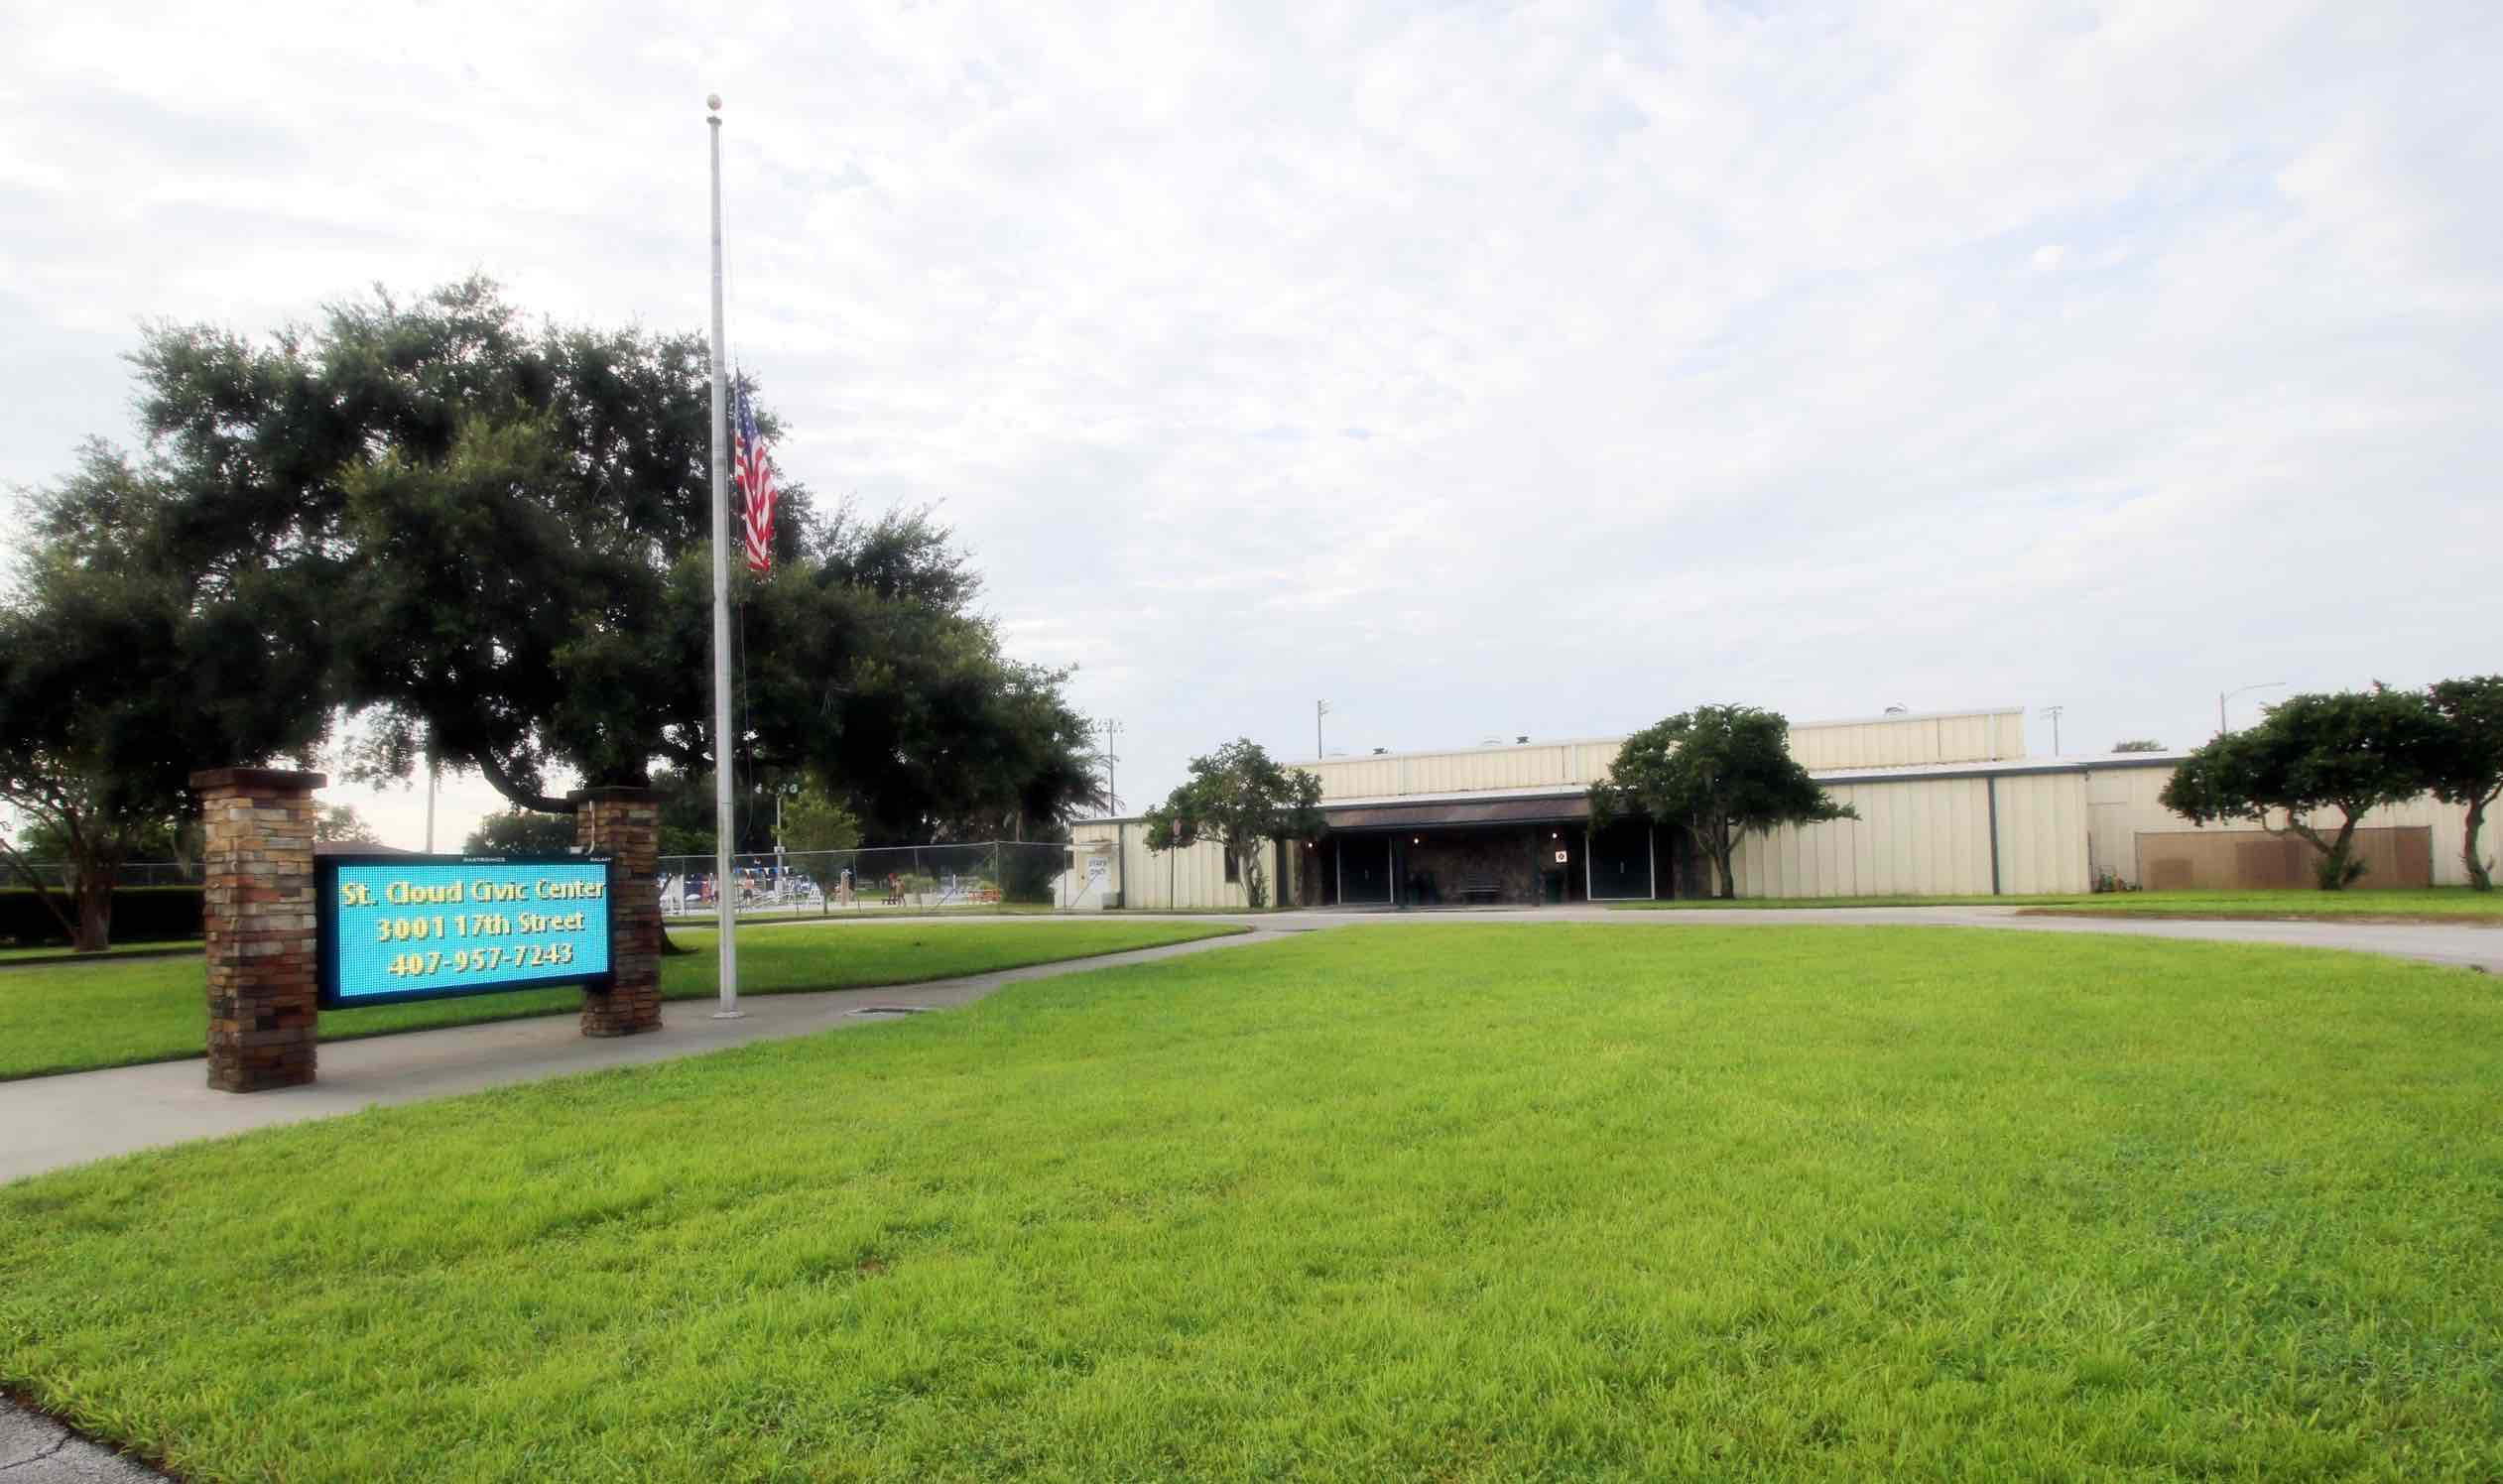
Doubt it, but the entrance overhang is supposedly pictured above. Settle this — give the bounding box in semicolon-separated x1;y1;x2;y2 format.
1319;794;1592;833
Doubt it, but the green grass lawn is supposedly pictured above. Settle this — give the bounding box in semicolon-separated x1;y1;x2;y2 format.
0;921;1241;1082
5;925;2499;1480
1612;888;2503;922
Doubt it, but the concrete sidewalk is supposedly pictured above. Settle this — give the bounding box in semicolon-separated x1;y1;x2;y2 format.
0;1400;158;1483
0;928;1269;1188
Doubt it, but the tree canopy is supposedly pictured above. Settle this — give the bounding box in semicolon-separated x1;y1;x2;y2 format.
0;447;328;948
2159;686;2441;889
463;809;582;856
780;784;864;856
2424;676;2503;891
1142;739;1323;909
313;804;381;846
1590;705;1857;900
0;277;1101;947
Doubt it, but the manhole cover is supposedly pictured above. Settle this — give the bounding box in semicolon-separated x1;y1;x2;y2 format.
849;1005;930;1018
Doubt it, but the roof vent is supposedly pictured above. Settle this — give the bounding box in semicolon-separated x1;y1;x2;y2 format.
1371;747;1388;755
1517;735;1529;744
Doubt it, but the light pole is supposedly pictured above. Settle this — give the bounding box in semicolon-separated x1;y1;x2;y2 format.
1099;718;1123;815
1316;699;1330;759
2042;704;2064;756
2218;681;2286;736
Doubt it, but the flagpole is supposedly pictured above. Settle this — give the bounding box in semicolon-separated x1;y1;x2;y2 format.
706;94;742;1019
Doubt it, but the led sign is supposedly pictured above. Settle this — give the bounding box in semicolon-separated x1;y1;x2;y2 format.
318;855;613;1008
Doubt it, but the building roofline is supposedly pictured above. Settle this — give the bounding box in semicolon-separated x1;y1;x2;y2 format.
1069;751;2185;828
1282;705;2031;769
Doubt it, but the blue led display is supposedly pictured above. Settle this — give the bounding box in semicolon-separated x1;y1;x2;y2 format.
321;856;613;1008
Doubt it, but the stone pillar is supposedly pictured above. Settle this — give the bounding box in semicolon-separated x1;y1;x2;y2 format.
571;787;664;1038
191;768;325;1092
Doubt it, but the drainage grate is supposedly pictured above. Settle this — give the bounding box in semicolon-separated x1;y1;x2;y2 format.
849;1005;931;1018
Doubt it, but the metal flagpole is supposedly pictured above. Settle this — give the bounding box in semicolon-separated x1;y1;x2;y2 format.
706;94;743;1019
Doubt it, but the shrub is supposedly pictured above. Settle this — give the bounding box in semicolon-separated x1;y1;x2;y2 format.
0;887;203;947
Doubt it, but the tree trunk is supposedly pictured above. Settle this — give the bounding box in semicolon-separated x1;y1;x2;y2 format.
2466;794;2494;893
2316;812;2363;891
1685;818;1739;901
74;871;114;953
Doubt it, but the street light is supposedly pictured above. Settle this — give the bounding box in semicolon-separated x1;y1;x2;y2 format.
1098;718;1123;815
2218;681;2286;736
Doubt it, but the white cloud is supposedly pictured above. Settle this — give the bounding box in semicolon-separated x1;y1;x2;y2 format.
3;0;2498;824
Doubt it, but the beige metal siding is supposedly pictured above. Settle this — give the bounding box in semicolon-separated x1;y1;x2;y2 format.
1732;778;1991;897
1990;772;2091;895
1068;821;1274;909
1724;768;2086;898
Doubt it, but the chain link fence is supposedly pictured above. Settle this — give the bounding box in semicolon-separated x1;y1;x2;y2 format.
658;841;1090;920
7;841;1103;916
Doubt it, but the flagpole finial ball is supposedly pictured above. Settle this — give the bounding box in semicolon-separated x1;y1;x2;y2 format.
706;93;723;113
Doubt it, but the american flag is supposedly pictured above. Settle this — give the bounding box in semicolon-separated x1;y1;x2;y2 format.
733;383;778;574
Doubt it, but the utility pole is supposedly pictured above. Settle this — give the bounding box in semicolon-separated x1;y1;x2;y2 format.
1316;699;1330;759
1100;718;1123;815
2043;704;2064;756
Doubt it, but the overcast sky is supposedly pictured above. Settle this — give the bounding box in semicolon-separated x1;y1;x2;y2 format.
5;0;2497;850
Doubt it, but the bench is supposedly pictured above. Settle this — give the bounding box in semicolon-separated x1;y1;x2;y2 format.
1454;879;1503;905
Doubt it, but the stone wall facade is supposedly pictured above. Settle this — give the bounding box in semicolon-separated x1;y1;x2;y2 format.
191;767;324;1092
1407;826;1548;905
572;787;664;1038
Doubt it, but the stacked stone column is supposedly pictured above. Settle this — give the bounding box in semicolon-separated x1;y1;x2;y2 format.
571;787;665;1037
191;768;324;1092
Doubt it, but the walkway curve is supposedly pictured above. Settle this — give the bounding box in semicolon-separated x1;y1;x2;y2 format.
0;928;1270;1188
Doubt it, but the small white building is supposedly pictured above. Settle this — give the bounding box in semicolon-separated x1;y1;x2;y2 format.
1068;706;2482;908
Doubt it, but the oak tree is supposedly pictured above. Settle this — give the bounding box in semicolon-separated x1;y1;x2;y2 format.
1590;705;1857;900
1143;739;1324;909
2159;686;2440;889
2424;676;2503;891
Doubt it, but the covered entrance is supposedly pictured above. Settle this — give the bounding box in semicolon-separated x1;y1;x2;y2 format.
1314;794;1665;907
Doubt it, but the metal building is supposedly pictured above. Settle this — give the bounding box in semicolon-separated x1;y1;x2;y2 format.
1065;705;2485;909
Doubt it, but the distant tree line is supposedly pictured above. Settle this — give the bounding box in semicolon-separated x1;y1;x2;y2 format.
1;279;1101;950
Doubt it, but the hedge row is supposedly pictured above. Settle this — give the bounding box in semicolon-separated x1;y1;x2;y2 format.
0;887;204;947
